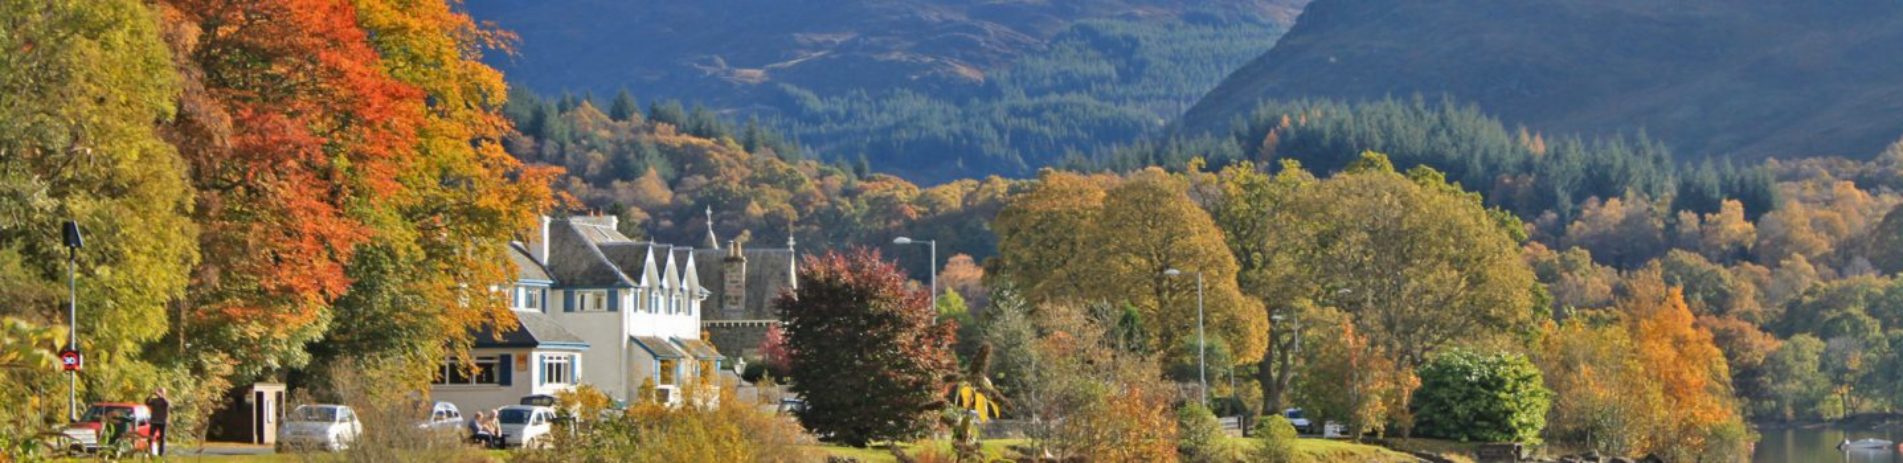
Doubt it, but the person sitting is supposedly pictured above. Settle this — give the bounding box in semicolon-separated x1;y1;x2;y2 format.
466;411;495;447
483;410;504;447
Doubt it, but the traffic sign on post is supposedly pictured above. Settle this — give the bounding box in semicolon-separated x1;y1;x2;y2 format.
58;348;82;372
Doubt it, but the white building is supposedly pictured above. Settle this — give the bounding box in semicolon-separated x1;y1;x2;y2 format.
430;215;729;410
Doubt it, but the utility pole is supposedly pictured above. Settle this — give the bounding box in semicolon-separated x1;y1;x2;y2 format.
1165;268;1206;406
62;220;83;422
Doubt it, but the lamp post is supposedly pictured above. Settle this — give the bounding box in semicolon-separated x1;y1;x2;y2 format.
1164;268;1205;405
893;237;937;310
62;220;83;422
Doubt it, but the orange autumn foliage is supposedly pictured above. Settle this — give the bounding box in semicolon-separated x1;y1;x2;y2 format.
1617;267;1745;457
160;0;435;375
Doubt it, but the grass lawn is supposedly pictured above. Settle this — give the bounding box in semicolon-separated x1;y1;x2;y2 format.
814;438;1028;462
1217;436;1419;463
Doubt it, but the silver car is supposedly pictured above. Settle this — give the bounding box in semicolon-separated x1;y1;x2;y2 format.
278;404;361;452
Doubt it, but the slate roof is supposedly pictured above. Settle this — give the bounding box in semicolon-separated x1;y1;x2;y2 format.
508;243;552;282
631;336;687;359
694;244;798;321
472;310;588;349
543;219;637;287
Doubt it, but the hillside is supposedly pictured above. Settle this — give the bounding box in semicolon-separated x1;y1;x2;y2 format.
1178;0;1903;161
466;0;1309;183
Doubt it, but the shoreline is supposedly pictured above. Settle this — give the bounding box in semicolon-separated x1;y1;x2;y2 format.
1752;413;1903;430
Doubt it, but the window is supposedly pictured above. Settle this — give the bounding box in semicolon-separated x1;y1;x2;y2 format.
576;291;607;312
520;287;540;310
649;291;662;314
542;354;574;385
659;359;678;385
431;357;499;385
668;293;678;314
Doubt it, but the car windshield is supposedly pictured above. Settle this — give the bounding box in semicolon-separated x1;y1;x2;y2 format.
291;406;341;423
498;408;533;424
1285;409;1305;419
80;406;133;423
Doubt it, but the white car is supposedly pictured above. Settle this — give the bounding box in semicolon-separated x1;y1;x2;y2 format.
417;401;463;434
278;404;361;452
496;405;556;449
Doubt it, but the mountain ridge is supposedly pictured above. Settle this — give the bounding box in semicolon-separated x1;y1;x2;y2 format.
1178;0;1903;161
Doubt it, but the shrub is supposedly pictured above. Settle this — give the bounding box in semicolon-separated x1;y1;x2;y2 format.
520;384;815;462
1176;402;1227;462
1411;350;1551;444
1252;414;1299;463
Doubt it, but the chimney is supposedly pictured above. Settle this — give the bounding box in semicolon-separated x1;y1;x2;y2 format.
722;239;747;316
529;215;551;263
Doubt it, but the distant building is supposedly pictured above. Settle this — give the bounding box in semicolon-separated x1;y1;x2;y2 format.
693;210;799;360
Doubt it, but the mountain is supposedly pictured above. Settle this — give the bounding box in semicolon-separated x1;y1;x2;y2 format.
466;0;1310;183
1178;0;1903;161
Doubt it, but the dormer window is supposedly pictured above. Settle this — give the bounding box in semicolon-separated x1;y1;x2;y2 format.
649;290;662;314
519;286;541;311
576;290;608;312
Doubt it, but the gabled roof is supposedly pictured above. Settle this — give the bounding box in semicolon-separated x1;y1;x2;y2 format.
631;336;687;359
472;310;588;350
674;338;725;360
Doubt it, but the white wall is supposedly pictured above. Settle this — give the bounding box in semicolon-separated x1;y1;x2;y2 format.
429;348;543;414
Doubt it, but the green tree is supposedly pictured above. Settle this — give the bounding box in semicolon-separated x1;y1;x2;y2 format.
608;89;640;122
1758;334;1827;420
1411;350;1551;444
776;249;958;446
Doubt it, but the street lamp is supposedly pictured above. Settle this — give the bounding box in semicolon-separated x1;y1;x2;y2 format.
893;236;937;310
1164;268;1206;406
62;220;83;422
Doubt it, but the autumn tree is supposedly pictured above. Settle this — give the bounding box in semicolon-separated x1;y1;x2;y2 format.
1196;159;1316;413
1258;153;1541;429
992;169;1111;303
1562;194;1668;269
1;0;203;428
1538;316;1668;455
1077;168;1268;365
1620;267;1747;460
776;249;957;447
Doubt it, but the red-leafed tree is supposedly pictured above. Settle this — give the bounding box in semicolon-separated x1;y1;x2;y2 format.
776;248;957;447
756;323;793;379
160;0;426;378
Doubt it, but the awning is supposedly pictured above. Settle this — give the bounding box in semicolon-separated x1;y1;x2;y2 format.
673;338;726;360
631;336;687;359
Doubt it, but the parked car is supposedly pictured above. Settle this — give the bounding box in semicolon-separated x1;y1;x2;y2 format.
496;405;556;449
59;403;157;455
1282;408;1313;434
417;401;463;434
519;394;558;407
776;397;807;415
278;404;361;452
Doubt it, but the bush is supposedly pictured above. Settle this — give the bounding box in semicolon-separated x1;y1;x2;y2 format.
520;383;815;462
1411;350;1551;444
1175;403;1225;462
1252;415;1299;463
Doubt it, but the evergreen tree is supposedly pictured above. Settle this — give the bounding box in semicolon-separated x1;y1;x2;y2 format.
608;89;640;122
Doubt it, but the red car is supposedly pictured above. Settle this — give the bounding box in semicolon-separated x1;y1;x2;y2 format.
59;403;158;456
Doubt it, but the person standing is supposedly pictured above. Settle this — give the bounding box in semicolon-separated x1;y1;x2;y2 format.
145;387;171;456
